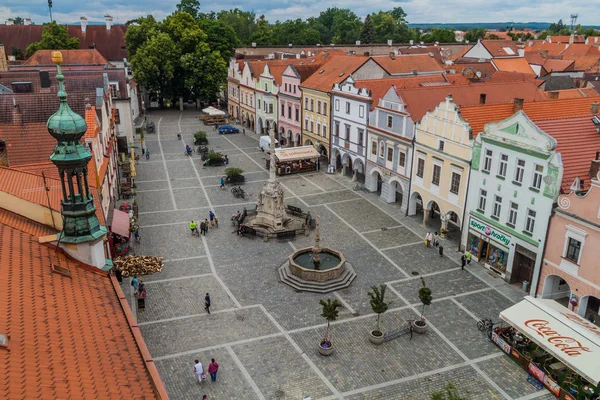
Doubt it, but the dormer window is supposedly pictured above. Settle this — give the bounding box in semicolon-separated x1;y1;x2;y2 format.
0;333;8;349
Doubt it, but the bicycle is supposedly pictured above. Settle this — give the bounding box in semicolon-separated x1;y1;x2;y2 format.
231;186;246;199
477;318;494;332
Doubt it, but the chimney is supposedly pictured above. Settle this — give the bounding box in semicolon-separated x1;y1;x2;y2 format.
12;100;23;125
590;153;600;180
479;93;487;105
0;44;7;72
540;50;548;58
389;52;395;60
6;18;14;25
569;33;574;45
513;98;524;112
81;16;88;33
548;91;559;100
591;102;599;115
104;15;113;31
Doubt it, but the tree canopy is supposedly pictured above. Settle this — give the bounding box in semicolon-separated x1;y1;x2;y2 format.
25;21;79;57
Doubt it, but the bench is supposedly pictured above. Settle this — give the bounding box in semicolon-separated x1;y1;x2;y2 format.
276;230;296;241
286;205;303;215
239;225;256;239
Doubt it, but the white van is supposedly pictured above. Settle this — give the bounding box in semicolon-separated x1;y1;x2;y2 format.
259;135;280;152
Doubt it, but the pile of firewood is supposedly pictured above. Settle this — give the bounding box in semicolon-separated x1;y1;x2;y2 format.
113;255;163;277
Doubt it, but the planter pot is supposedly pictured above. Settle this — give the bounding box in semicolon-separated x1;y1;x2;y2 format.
318;341;334;356
413;320;428;334
226;175;245;184
369;330;385;345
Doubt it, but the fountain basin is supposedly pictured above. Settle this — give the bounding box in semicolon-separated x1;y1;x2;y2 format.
289;247;345;282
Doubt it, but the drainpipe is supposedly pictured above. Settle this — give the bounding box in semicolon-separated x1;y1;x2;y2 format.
532;205;556;298
405;133;414;217
458;160;473;252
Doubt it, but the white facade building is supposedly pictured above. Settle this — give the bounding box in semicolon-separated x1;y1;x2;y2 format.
330;77;370;182
462;111;563;288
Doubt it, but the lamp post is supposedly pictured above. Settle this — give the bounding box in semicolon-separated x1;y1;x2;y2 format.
48;0;53;22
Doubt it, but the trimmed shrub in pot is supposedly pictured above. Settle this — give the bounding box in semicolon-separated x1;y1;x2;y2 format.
368;284;389;345
414;277;432;334
225;167;245;184
318;298;342;356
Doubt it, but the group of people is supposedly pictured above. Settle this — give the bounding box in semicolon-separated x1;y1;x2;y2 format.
190;211;219;236
193;358;220;387
130;275;146;298
424;230;472;270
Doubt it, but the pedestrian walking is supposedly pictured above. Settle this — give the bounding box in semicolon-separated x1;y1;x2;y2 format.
209;211;215;228
131;275;139;291
193;359;204;384
424;231;432;247
145;149;150;160
433;232;439;247
205;293;211;314
208;358;219;382
133;229;141;243
460;254;466;271
465;250;472;265
220;177;225;190
190;220;198;236
200;220;207;236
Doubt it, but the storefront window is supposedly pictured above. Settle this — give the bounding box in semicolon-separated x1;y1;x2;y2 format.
487;245;508;272
467;234;480;258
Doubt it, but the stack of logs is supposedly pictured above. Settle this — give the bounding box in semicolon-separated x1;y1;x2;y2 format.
114;255;163;277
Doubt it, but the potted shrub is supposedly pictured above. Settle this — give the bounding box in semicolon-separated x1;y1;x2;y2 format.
193;131;208;145
368;284;389;345
225;167;245;184
318;298;342;356
414;277;432;334
205;150;224;166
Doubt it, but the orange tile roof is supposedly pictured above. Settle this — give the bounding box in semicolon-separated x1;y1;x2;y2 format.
560;44;600;57
301;55;369;92
23;49;112;66
485;31;513;40
524;42;568;58
460;96;600;135
563;55;600;72
480;40;520;57
446;62;496;76
488;71;539;83
0;123;58;166
354;76;448;110
0;207;57;237
492;58;536;75
83;107;100;139
0;167;106;225
542;58;574;72
548;35;586;44
0;214;166;399
551;88;600;99
534;115;600;192
397;81;546;122
371;54;443;75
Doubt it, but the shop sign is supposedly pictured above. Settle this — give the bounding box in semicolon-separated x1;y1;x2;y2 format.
491;331;511;354
524;319;592;357
470;219;511;246
528;363;561;396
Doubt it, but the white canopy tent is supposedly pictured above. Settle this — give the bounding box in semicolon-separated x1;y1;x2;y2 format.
202;107;225;117
500;296;600;386
275;146;320;162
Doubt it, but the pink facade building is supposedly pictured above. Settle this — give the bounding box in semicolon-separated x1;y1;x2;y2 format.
538;167;600;322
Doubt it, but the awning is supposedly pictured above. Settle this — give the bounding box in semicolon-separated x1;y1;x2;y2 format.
500;296;600;385
111;209;130;238
275;146;320;162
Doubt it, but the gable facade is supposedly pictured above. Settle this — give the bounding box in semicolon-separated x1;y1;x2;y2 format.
278;65;302;147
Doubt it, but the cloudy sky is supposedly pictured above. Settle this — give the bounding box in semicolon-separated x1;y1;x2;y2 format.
1;0;597;26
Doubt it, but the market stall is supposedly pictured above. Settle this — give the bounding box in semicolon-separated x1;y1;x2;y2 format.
492;296;600;400
270;146;320;176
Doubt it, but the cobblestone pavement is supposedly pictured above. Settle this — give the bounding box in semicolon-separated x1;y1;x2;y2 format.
129;110;547;399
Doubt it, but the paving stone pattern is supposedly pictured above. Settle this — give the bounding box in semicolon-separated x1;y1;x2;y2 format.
131;111;533;399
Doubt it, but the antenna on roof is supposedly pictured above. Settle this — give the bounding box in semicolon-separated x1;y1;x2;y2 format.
570;14;578;33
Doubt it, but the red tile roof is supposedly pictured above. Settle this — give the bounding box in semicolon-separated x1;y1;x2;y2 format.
460;97;600;135
560;44;600;57
563;55;600;72
398;47;444;65
0;24;128;61
551;88;600;99
397;81;547;122
0;123;57;166
541;58;575;72
0;211;166;399
480;40;520;58
534;116;600;192
0;167;106;225
289;64;323;82
547;35;586;44
354;76;448;110
371;54;443;75
491;58;536;75
301;55;369;92
446;62;497;76
524;41;568;57
24;49;112;66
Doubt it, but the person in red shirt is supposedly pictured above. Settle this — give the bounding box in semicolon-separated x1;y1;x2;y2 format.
208;358;219;382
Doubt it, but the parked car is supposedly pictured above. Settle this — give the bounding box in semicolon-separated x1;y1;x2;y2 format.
218;125;239;134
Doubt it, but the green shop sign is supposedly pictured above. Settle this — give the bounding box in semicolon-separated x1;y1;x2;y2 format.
470;219;511;246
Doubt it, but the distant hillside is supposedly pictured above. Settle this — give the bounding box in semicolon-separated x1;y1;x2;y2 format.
407;22;600;31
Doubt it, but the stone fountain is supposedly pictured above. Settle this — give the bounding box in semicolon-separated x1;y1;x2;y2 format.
278;217;356;293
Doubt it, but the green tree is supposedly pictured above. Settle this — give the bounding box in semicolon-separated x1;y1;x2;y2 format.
181;42;227;102
250;15;274;45
330;9;361;44
319;298;342;344
11;46;24;60
13;16;24;25
124;15;159;58
199;18;240;58
418;277;433;320
431;382;467;400
359;15;375;44
25;21;79;57
424;28;455;43
176;0;201;19
217;8;256;45
130;32;177;107
486;33;501;40
368;285;389;334
464;28;486;42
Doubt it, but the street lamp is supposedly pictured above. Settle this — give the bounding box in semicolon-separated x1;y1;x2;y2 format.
48;0;53;22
